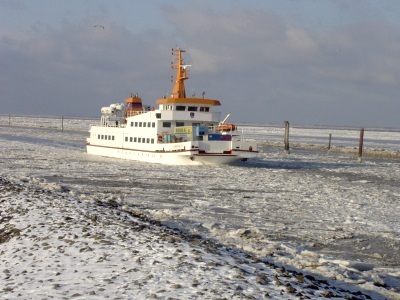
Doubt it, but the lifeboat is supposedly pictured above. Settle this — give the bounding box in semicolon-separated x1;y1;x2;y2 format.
217;124;236;132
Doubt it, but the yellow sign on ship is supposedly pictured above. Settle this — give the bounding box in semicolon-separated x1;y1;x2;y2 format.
174;126;192;134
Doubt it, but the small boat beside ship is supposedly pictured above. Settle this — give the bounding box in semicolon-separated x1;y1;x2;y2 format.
86;49;258;165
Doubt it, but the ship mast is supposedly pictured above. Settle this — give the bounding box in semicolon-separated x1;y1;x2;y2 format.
156;49;221;107
171;49;190;99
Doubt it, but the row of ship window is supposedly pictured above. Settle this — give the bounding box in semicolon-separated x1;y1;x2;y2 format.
125;137;155;144
96;134;155;144
98;135;115;140
129;121;186;128
130;121;156;128
164;105;210;112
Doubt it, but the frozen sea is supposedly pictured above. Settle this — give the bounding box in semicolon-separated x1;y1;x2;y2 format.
0;117;399;299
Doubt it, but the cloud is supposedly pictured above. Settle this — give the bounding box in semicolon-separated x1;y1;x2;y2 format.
0;0;25;10
165;6;400;88
1;3;400;127
315;22;400;87
285;26;318;54
161;5;400;126
0;20;173;115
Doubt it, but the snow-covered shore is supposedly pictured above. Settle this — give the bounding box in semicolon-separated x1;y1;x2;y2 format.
0;177;386;299
1;122;400;299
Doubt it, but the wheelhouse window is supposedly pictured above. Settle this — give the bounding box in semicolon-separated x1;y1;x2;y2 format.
176;122;184;127
152;122;156;127
139;122;142;127
200;107;210;112
163;122;171;128
125;137;128;142
188;106;198;111
176;105;186;111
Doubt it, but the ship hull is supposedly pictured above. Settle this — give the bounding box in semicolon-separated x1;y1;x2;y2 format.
86;144;250;165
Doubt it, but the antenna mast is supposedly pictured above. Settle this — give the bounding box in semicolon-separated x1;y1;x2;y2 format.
171;49;190;98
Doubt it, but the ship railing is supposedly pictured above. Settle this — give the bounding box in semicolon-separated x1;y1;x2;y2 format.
101;116;126;128
104;123;126;128
125;110;147;117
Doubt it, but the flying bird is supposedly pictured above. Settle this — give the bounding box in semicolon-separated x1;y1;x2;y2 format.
94;25;104;29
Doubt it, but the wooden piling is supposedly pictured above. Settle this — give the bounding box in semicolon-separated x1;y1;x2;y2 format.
358;128;364;163
328;133;332;150
8;114;11;126
61;116;64;131
284;121;290;154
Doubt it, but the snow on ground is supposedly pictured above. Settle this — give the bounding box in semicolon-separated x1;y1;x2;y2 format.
1;122;400;299
1;176;376;300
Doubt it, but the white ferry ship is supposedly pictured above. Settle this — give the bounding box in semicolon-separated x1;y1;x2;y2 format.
86;49;258;165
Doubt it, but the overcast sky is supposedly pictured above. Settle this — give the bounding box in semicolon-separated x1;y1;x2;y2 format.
1;0;400;128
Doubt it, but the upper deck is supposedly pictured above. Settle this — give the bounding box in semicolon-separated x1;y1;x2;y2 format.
156;97;221;106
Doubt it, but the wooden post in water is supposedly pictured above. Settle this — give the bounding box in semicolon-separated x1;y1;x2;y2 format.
61;116;64;131
284;121;290;154
8;114;11;126
358;128;364;163
328;133;332;150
